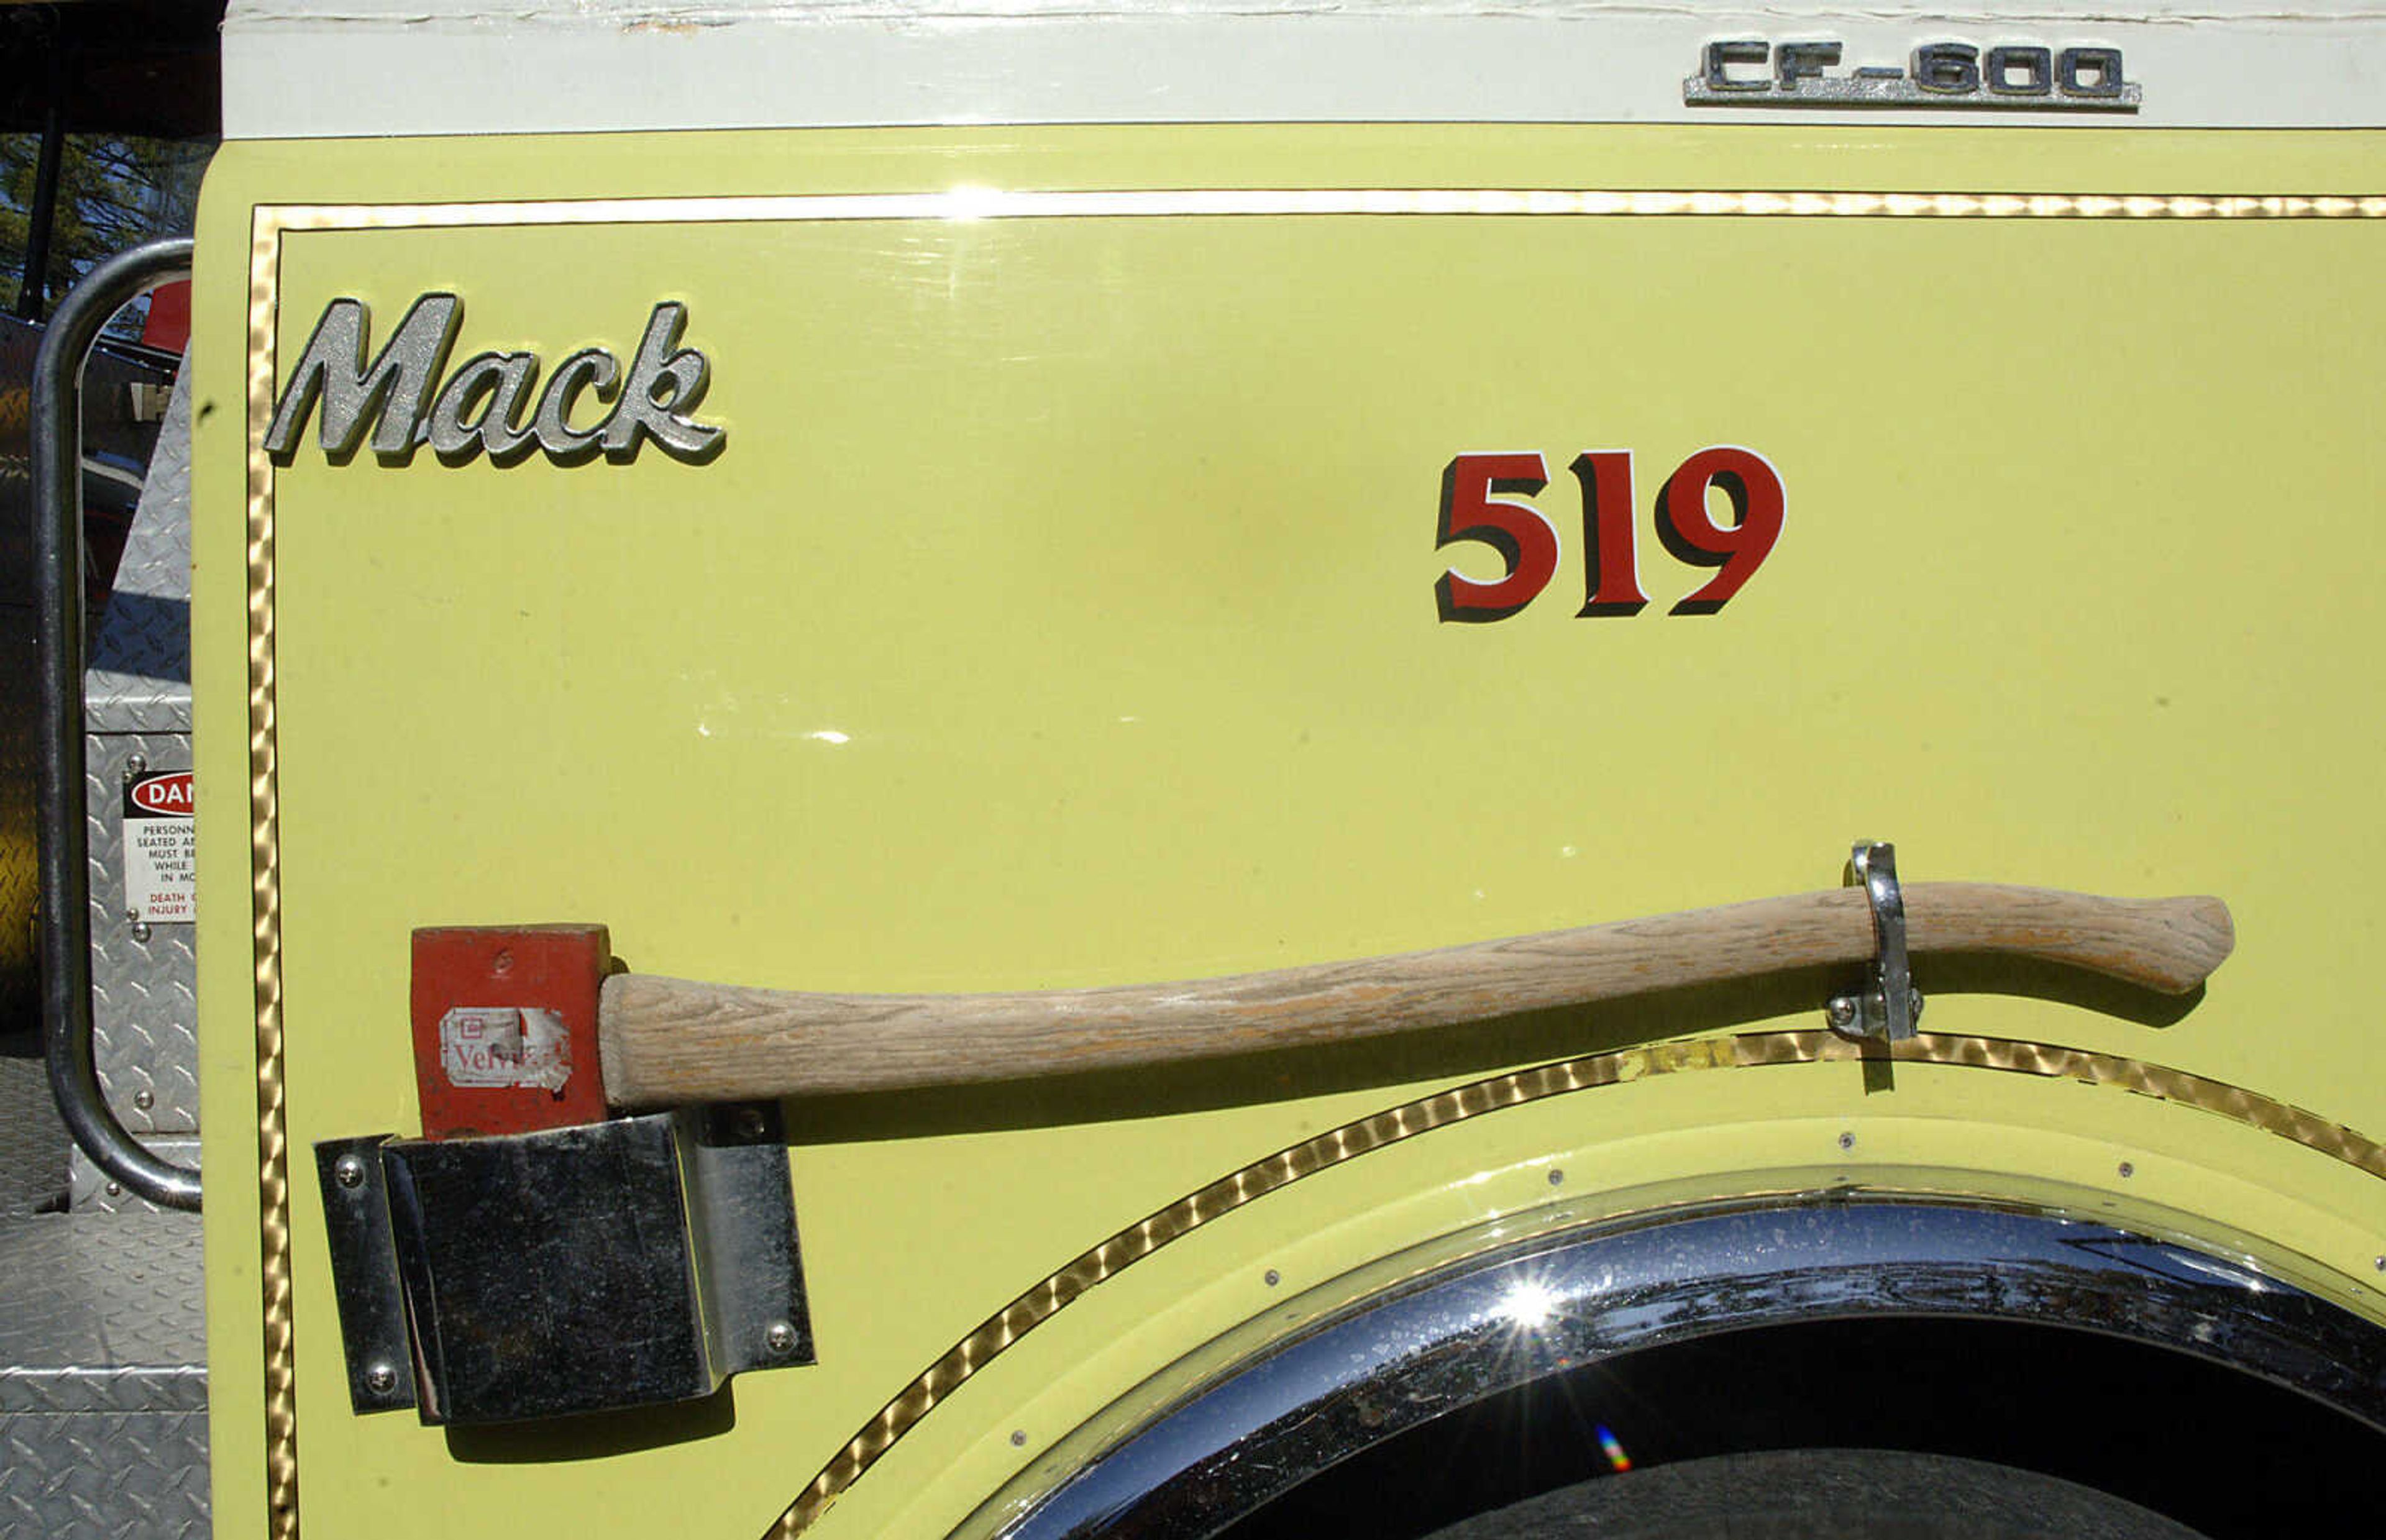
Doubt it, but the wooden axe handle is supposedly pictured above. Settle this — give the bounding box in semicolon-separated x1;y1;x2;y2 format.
595;883;2233;1107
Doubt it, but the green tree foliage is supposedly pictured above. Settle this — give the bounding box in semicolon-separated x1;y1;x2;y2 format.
0;133;211;316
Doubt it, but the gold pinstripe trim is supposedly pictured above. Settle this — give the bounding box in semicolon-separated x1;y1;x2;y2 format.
237;183;2386;1536
763;1028;2386;1538
1740;1030;2386;1179
245;206;299;1540
256;187;2386;237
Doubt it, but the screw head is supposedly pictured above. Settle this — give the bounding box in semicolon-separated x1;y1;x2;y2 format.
365;1364;398;1395
132;1089;155;1111
1547;1168;1565;1187
2118;1161;2136;1179
1826;998;1857;1029
1010;1429;1028;1447
1263;1269;1281;1288
103;1181;122;1198
334;1154;366;1190
764;1321;796;1356
733;1108;767;1141
1837;1131;1857;1152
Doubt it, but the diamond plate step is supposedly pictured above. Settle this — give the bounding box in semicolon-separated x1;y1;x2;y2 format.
0;1213;208;1539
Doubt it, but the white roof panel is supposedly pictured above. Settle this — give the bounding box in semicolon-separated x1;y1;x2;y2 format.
221;0;2386;135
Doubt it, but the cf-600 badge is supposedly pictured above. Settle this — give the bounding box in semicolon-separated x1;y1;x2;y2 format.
265;294;726;467
1686;40;2139;111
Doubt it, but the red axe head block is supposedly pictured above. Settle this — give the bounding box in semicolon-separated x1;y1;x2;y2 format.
409;925;613;1139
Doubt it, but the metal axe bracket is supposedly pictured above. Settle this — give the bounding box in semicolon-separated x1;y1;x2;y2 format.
1826;840;1924;1042
316;1103;813;1425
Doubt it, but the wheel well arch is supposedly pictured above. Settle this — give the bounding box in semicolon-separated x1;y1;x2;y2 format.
981;1195;2386;1539
1224;1313;2378;1538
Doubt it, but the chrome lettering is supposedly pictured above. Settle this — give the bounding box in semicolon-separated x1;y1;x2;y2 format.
263;294;461;462
427;352;539;462
533;349;621;466
266;296;726;468
599;303;723;463
1684;39;2137;110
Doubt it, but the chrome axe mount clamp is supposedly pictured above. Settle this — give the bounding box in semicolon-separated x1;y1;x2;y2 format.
314;926;813;1426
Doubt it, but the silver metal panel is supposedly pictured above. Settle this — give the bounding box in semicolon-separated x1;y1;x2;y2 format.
0;1055;66;1217
2;317;173;1031
0;1367;206;1417
85;372;191;736
76;365;199;1181
0;1213;205;1370
0;1185;209;1540
1;283;213;1535
0;1406;209;1539
69;1141;199;1214
81;732;196;1136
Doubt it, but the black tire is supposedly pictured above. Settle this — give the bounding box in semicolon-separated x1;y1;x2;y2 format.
1415;1449;2211;1540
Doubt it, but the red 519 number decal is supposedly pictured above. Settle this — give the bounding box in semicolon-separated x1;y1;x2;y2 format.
1435;446;1784;622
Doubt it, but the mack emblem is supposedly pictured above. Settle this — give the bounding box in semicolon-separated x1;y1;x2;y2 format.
263;294;726;467
1686;40;2139;111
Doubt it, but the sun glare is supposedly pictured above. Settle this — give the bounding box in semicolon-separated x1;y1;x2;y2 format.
1497;1278;1560;1331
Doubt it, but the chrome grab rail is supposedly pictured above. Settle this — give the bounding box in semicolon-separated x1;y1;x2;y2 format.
32;238;202;1211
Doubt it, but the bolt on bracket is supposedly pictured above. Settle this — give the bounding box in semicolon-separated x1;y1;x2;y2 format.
315;1103;812;1424
1827;841;1923;1042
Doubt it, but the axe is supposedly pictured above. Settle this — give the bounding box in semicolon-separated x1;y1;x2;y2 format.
493;850;2229;1116
341;844;2229;1424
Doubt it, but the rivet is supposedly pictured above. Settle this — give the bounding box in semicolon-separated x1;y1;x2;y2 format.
1825;998;1857;1029
1263;1269;1281;1287
2374;1257;2385;1273
733;1108;767;1141
103;1181;122;1198
1547;1168;1565;1187
132;1089;154;1111
122;755;146;782
764;1321;796;1356
1837;1131;1856;1152
1009;1429;1028;1447
365;1364;398;1395
130;921;151;944
490;948;514;977
2118;1161;2136;1178
333;1154;366;1190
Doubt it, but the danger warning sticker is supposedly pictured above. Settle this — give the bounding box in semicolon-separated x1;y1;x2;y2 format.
122;771;194;924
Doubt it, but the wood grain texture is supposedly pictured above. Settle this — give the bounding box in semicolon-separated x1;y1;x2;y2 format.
596;884;2234;1106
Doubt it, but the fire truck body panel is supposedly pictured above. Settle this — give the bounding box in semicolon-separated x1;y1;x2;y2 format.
26;0;2351;1532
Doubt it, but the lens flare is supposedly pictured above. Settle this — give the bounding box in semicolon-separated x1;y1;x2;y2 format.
1596;1424;1632;1473
1496;1278;1559;1329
